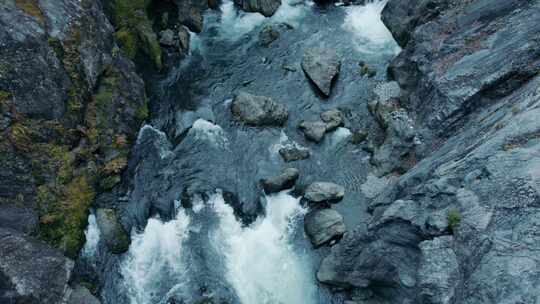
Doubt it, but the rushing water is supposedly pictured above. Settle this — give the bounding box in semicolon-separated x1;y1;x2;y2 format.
85;0;400;303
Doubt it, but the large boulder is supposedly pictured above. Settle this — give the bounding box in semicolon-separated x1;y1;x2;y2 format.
260;168;300;194
304;208;346;248
95;208;130;254
304;182;345;203
231;91;288;126
0;228;73;304
301;48;341;97
234;0;282;17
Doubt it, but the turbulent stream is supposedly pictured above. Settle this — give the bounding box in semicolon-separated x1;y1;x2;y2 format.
82;1;399;303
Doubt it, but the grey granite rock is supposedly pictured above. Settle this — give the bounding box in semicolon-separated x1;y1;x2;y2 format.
231;91;288;126
299;121;327;142
304;182;345;203
260;168;300;194
0;228;73;304
234;0;282;17
304;208;346;247
301;48;341;96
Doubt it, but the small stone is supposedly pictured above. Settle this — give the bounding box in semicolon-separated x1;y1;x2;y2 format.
320;109;344;132
259;25;280;47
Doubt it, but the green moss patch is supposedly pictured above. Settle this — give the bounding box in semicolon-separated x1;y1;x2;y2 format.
15;0;45;24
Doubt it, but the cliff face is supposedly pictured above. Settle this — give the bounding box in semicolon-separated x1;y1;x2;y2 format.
0;0;147;258
319;1;540;303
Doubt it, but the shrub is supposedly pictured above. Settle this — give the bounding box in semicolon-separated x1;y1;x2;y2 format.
447;209;462;233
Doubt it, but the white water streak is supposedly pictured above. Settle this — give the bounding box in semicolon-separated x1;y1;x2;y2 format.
342;0;401;54
210;191;317;304
121;211;191;304
82;213;100;257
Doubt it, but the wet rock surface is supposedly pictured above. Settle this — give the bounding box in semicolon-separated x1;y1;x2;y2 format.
260;168;300;194
95;208;130;254
231;91;288;126
304;208;346;248
301;48;341;97
304;182;345;203
234;0;282;17
0;228;74;304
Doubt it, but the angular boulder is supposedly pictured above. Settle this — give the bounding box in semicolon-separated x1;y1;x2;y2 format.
301;48;341;96
0;228;73;304
260;168;300;194
304;182;345;203
304;209;346;248
231;91;288;126
299;121;327;142
95;208;130;254
234;0;282;17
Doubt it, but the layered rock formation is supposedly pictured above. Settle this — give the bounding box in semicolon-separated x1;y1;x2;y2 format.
319;1;540;303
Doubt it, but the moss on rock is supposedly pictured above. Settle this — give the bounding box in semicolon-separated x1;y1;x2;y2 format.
109;0;163;69
15;0;45;25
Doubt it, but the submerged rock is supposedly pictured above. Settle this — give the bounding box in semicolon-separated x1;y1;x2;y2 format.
279;144;311;162
231;91;288;126
260;168;300;194
301;48;341;96
259;25;280;47
304;208;346;248
304;182;345;203
234;0;282;17
0;228;73;304
95;208;130;254
299;121;327;142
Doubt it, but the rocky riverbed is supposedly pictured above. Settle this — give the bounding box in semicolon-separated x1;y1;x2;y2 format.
1;0;539;303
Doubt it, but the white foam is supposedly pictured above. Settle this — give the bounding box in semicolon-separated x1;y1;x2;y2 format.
217;0;310;41
210;191;317;304
189;119;229;148
342;0;401;54
219;0;266;40
329;127;352;146
136;124;174;159
121;210;191;304
82;213;100;257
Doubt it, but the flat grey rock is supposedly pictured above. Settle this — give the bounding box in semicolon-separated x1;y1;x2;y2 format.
304;182;345;203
